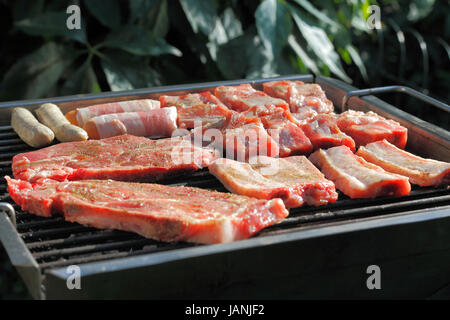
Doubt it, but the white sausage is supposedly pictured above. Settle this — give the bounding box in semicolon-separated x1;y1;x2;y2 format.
36;103;88;142
11;107;54;148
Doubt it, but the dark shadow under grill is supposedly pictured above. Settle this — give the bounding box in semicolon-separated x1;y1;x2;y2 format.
1;125;449;275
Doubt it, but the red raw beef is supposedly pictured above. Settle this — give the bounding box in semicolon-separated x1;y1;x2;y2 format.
6;177;289;244
12;134;219;183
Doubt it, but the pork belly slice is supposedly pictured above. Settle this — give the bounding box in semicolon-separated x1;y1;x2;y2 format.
6;177;288;244
309;146;411;199
12;134;219;183
214;84;289;112
244;105;312;157
337;110;408;149
159;91;225;109
65;99;160;127
263;80;334;114
209;156;338;208
300;113;355;151
190;113;279;161
357;140;450;186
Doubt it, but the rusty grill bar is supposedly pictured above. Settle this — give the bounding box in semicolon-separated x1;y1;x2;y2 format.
0;75;449;299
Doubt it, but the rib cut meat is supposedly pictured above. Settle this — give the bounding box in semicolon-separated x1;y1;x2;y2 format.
12;134;219;183
309;146;411;199
337;110;408;149
263;80;334;114
357;139;450;186
5;177;289;244
209;156;338;207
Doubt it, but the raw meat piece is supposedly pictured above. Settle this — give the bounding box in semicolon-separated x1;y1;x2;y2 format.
337;110;408;149
190;113;279;161
244;105;312;157
177;104;234;129
357;139;450;186
6;177;289;244
309;146;411;199
300;113;355;151
159;92;233;129
65;99;160;127
159;91;225;109
83;107;178;139
214;84;289;112
209;156;338;207
292;107;319;125
263;80;334;114
12;134;219;183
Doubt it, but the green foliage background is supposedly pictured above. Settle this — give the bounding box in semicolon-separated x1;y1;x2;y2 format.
0;0;448;299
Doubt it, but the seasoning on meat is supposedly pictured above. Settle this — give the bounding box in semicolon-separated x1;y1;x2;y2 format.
83;107;178;139
66;99;160;127
6;177;289;244
337;110;408;149
12;134;219;183
209;156;338;208
263;80;334;114
309;146;411;199
357;139;450;186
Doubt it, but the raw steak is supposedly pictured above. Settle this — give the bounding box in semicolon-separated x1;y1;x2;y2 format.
6;177;289;244
309;146;411;199
12;134;219;183
263;80;334;114
357;139;450;186
337;110;408;149
209;156;338;207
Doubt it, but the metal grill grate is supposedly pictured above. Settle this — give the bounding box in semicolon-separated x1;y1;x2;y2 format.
1;125;449;274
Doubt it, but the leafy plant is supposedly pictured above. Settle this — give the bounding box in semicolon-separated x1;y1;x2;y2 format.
0;0;447;104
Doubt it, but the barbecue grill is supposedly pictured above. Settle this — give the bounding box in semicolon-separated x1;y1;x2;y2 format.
0;75;449;300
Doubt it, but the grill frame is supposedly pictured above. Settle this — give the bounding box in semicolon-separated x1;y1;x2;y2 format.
0;74;449;299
